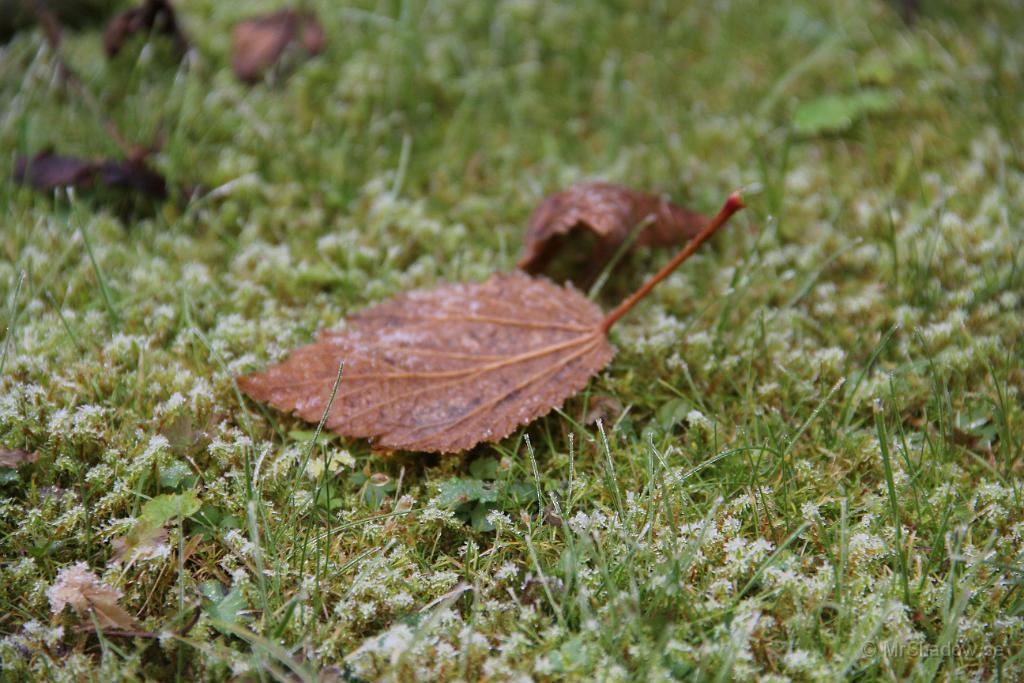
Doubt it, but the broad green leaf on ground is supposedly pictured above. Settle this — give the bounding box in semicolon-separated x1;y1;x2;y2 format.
792;89;898;136
158;460;193;490
200;581;250;634
518;182;708;276
113;491;200;564
468;456;501;480
437;476;537;531
437;477;499;507
289;429;338;445
239;193;744;453
140;490;201;526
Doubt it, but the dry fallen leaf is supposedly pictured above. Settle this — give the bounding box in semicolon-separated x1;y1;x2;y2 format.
13;151;96;191
518;182;708;275
103;0;188;57
240;192;745;453
583;394;623;426
96;158;168;199
13;150;167;200
47;563;136;630
0;447;39;468
240;272;614;453
232;9;325;83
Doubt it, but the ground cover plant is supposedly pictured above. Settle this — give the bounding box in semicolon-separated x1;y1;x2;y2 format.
1;0;1022;680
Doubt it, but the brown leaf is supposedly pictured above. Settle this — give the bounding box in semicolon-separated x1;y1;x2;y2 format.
232;9;325;84
542;504;564;527
239;272;615;453
239;192;746;454
47;563;136;630
97;159;168;199
13;151;98;191
0;447;39;468
14;150;167;199
518;182;708;275
104;0;188;57
583;394;623;426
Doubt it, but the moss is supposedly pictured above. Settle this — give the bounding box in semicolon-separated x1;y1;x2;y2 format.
1;0;1023;680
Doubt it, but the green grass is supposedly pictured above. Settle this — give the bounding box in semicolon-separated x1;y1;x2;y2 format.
1;0;1023;680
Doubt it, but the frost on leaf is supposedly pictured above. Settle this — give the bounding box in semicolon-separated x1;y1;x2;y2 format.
112;491;200;566
47;563;136;630
0;447;38;468
518;182;707;275
238;272;615;453
240;192;746;454
112;524;170;565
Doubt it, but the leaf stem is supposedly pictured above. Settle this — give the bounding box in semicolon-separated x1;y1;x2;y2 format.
600;191;745;332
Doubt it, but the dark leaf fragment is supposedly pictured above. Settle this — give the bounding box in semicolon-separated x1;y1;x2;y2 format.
104;0;188;57
97;159;167;199
518;182;708;275
14;150;167;200
13;151;96;191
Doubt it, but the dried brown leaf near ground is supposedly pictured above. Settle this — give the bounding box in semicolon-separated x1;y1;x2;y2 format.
96;158;167;198
47;563;136;630
103;0;187;57
239;272;615;453
13;150;167;199
518;182;708;275
0;447;38;468
13;151;96;191
239;192;745;453
232;9;325;83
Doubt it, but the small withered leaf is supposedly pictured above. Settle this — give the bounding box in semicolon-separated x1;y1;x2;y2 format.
47;563;136;630
232;9;325;84
97;159;168;199
239;272;615;453
14;151;167;200
0;447;39;468
13;151;97;191
103;0;188;57
518;182;708;275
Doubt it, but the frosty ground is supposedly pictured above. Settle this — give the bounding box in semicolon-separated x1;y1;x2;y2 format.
1;0;1022;680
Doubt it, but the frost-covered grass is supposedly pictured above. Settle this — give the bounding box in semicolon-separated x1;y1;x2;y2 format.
2;0;1023;680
